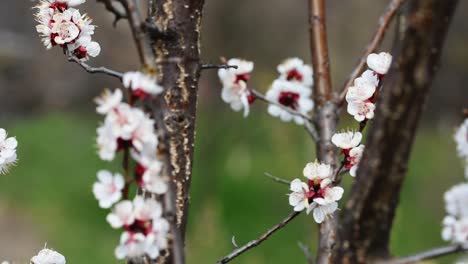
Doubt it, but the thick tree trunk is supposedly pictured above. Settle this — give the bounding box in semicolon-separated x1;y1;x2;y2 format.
333;0;458;263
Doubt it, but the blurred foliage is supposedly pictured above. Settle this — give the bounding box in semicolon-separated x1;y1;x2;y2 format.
0;108;465;263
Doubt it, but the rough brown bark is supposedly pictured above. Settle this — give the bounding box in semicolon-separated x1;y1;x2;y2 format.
333;0;458;263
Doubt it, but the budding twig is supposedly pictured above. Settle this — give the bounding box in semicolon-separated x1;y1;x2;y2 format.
201;64;238;70
264;172;291;185
67;54;124;80
337;0;407;106
96;0;127;26
298;242;315;264
215;211;301;264
379;243;468;264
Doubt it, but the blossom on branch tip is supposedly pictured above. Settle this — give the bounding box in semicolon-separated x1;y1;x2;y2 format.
347;100;376;122
266;80;313;125
123;72;163;100
93;170;125;208
331;131;362;150
30;248;66;264
348;145;365;177
366;52;392;75
218;58;254;117
289;162;344;223
0;128;17;175
277;58;313;88
95;89;123;115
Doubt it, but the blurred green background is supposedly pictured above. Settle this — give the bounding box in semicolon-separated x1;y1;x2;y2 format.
0;0;467;263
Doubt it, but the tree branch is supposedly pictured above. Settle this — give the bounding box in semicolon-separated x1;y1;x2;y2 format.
380;243;468;264
337;0;407;106
264;172;291;185
201;64;238;70
215;211;301;264
298;242;315;264
96;0;127;26
67;54;123;80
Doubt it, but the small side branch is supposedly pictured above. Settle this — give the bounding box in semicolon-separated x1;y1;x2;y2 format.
67;55;123;80
264;172;291;185
215;211;301;264
380;243;468;264
201;64;238;70
96;0;127;26
337;0;407;105
298;242;315;264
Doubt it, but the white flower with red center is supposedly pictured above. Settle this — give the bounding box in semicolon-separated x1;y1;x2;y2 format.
105;104;142;141
141;161;168;195
123;72;163;100
106;200;135;228
454;119;468;160
444;183;468;218
115;232;147;260
93;170;125;208
95;89;123;115
68;35;101;60
303;161;332;181
347;100;376;122
367;52;392;75
0;129;17;175
145;218;170;259
218;58;254;117
277;58;313;87
331;131;362;151
266;80;313;125
129;114;158;153
133;196;163;222
347;145;365;177
49;9;82;45
442;216;468;243
30;248;66;264
96;118;118;161
289;177;344;223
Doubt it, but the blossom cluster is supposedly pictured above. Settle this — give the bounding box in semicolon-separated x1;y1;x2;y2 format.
289;161;344;223
34;0;100;60
30;248;66;264
218;59;255;117
332;130;364;177
92;71;169;260
345;52;392;122
0;128;18;175
266;58;314;125
441;118;468;244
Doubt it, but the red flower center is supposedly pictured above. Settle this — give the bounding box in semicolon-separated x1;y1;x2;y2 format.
50;2;68;11
286;69;303;82
247;94;256;105
235;73;250;84
278;91;300;109
306;179;327;201
133;88;150;100
74;46;88;59
134;163;147;186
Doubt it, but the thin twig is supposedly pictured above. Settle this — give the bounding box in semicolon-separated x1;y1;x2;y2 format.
332;161;346;184
201;64;238;70
380;243;468;264
337;0;407;105
264;172;291;185
298;242;315;264
231;236;239;248
304;120;319;142
215;211;301;264
96;0;127;26
67;55;123;80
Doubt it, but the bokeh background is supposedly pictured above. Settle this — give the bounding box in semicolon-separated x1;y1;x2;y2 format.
0;0;467;263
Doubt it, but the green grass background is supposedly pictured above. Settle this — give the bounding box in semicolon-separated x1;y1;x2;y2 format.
0;108;465;263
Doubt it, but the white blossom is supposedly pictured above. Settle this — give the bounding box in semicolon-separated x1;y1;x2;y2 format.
105;104;143;141
142;161;168;194
277;58;313;87
0;128;17;174
93;170;125;208
331;131;362;150
130;114;158;153
289;163;344;223
348;145;365;177
347;100;376;122
345;77;377;103
123;72;163;99
361;70;380;87
106;200;135;228
96;118;118;161
444;183;468;218
133;196;162;222
115;232;147;260
442;216;468;243
366;52;392;75
218;58;254;117
303;161;332;181
145;218;170;259
95;89;123;115
68;35;101;60
30;248;66;264
454;119;468;160
266;80;313;125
